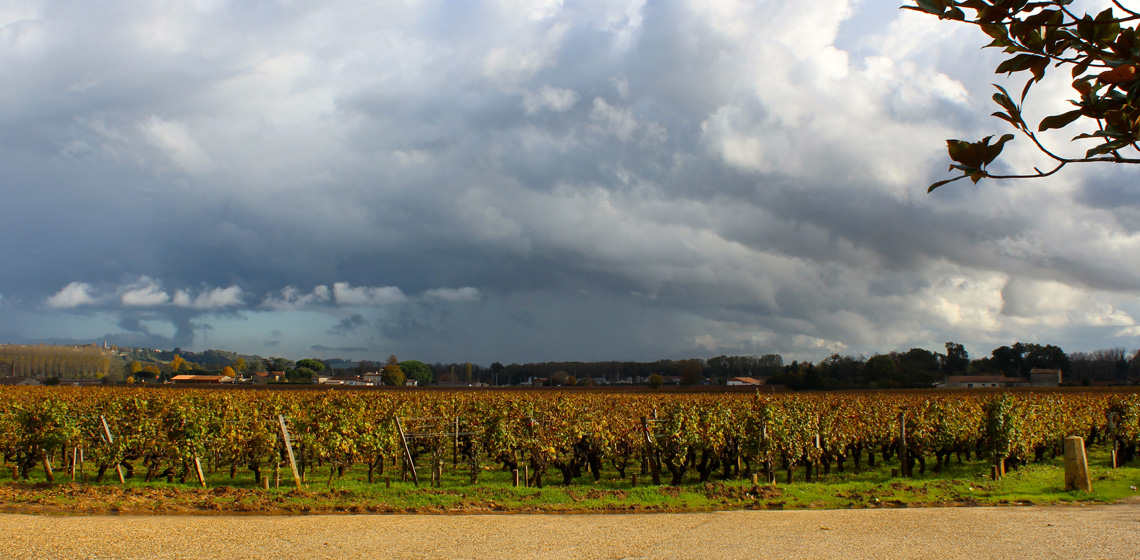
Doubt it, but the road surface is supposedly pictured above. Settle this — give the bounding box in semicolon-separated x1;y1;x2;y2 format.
1;505;1138;559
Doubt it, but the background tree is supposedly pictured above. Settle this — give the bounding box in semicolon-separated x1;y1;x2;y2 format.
244;358;265;374
647;373;663;389
289;367;315;383
399;360;433;385
231;357;245;374
941;342;970;376
439;365;457;384
909;0;1140;190
973;342;1069;376
817;353;865;387
677;359;705;386
1070;348;1128;383
295;359;326;373
894;348;941;387
266;357;293;373
550;371;570;386
862;355;900;388
380;363;406;386
221;366;236;378
169;355;185;373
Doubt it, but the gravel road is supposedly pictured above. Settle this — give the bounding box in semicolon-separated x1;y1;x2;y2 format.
1;505;1138;559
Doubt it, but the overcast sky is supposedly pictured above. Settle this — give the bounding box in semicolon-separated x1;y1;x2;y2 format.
2;0;1137;365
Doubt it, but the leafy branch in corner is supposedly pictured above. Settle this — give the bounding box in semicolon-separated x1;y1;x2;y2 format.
905;0;1140;191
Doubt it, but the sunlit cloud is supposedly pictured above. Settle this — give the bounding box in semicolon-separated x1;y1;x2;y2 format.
46;283;98;309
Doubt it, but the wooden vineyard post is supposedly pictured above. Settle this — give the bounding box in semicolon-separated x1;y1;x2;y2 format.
761;422;774;484
453;417;460;470
640;417;661;485
41;449;54;482
277;415;304;491
395;417;419;487
512;469;519;487
1108;413;1119;469
1064;436;1092;492
814;434;822;480
898;412;908;478
100;416;126;484
193;457;207;488
70;447;79;482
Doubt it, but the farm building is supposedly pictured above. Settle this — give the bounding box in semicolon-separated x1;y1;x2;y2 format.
171;374;234;384
935;369;1060;389
727;377;765;386
0;376;41;386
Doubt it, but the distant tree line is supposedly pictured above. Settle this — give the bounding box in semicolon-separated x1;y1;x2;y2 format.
8;340;1140;388
0;344;121;381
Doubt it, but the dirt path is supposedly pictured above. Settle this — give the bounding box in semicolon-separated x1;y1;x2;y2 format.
1;505;1138;559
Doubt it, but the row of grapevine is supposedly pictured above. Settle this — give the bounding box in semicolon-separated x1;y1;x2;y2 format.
0;388;1135;486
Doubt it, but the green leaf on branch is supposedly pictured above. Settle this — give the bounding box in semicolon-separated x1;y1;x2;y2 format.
927;175;970;192
1086;140;1131;158
995;54;1049;81
946;139;974;166
1038;110;1083;131
982;134;1016;165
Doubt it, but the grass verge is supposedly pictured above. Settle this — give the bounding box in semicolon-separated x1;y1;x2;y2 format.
0;448;1136;515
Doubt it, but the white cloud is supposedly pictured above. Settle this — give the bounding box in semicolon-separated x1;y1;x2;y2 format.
589;98;638;141
522;85;579;114
481;20;568;89
919;270;1005;333
421;287;482;303
46;282;98;309
140;115;212;173
120;276;170;306
173;286;244;309
1001;277;1136;328
332;282;408;306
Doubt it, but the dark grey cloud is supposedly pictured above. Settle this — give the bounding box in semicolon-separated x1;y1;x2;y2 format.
328;314;369;336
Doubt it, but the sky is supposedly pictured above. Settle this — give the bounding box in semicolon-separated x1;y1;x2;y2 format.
2;0;1138;366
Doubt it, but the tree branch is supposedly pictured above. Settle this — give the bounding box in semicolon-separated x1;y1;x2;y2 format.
983;156;1140;181
1111;0;1140;18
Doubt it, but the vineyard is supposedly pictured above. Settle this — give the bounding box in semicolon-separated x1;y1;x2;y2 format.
0;387;1137;491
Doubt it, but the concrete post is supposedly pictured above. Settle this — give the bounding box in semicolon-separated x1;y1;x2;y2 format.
1063;436;1092;492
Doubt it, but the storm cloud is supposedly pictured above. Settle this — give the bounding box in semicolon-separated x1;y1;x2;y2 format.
1;0;1138;364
